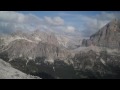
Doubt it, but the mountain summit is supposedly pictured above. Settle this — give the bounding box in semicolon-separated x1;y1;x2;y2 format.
82;18;120;49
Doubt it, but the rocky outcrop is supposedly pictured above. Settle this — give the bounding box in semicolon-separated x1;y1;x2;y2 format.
82;39;92;47
31;30;59;46
0;38;5;50
82;18;120;49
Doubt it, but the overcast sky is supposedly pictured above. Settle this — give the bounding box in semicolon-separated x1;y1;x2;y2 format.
0;11;120;37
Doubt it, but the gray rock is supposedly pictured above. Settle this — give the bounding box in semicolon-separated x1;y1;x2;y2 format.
27;42;72;60
82;18;120;49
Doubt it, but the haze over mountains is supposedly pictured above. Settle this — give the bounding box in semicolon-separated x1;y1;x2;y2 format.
0;11;120;79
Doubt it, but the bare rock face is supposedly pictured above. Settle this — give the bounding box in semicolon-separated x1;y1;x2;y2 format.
0;37;5;50
27;42;72;60
1;39;36;59
31;30;59;46
82;39;92;47
0;29;68;61
82;19;120;49
0;36;71;61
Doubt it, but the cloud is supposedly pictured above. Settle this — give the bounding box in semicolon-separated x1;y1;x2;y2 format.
0;11;46;33
0;11;22;23
0;11;67;34
75;11;120;37
66;26;75;33
44;16;64;25
96;12;116;20
58;11;120;37
0;11;42;24
0;11;120;38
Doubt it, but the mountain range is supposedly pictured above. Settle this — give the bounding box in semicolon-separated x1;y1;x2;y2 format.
0;18;120;79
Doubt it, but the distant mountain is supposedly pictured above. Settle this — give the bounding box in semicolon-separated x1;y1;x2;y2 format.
0;30;72;63
82;18;120;49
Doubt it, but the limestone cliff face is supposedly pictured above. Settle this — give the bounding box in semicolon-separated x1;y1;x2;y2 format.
27;42;71;60
82;19;120;49
1;39;36;59
31;30;59;46
0;30;70;60
0;37;71;61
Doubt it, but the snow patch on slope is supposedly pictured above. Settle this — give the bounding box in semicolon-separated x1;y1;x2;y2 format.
34;36;42;41
100;58;106;65
44;58;54;64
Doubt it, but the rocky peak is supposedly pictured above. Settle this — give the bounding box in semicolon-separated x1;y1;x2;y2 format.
82;18;120;49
